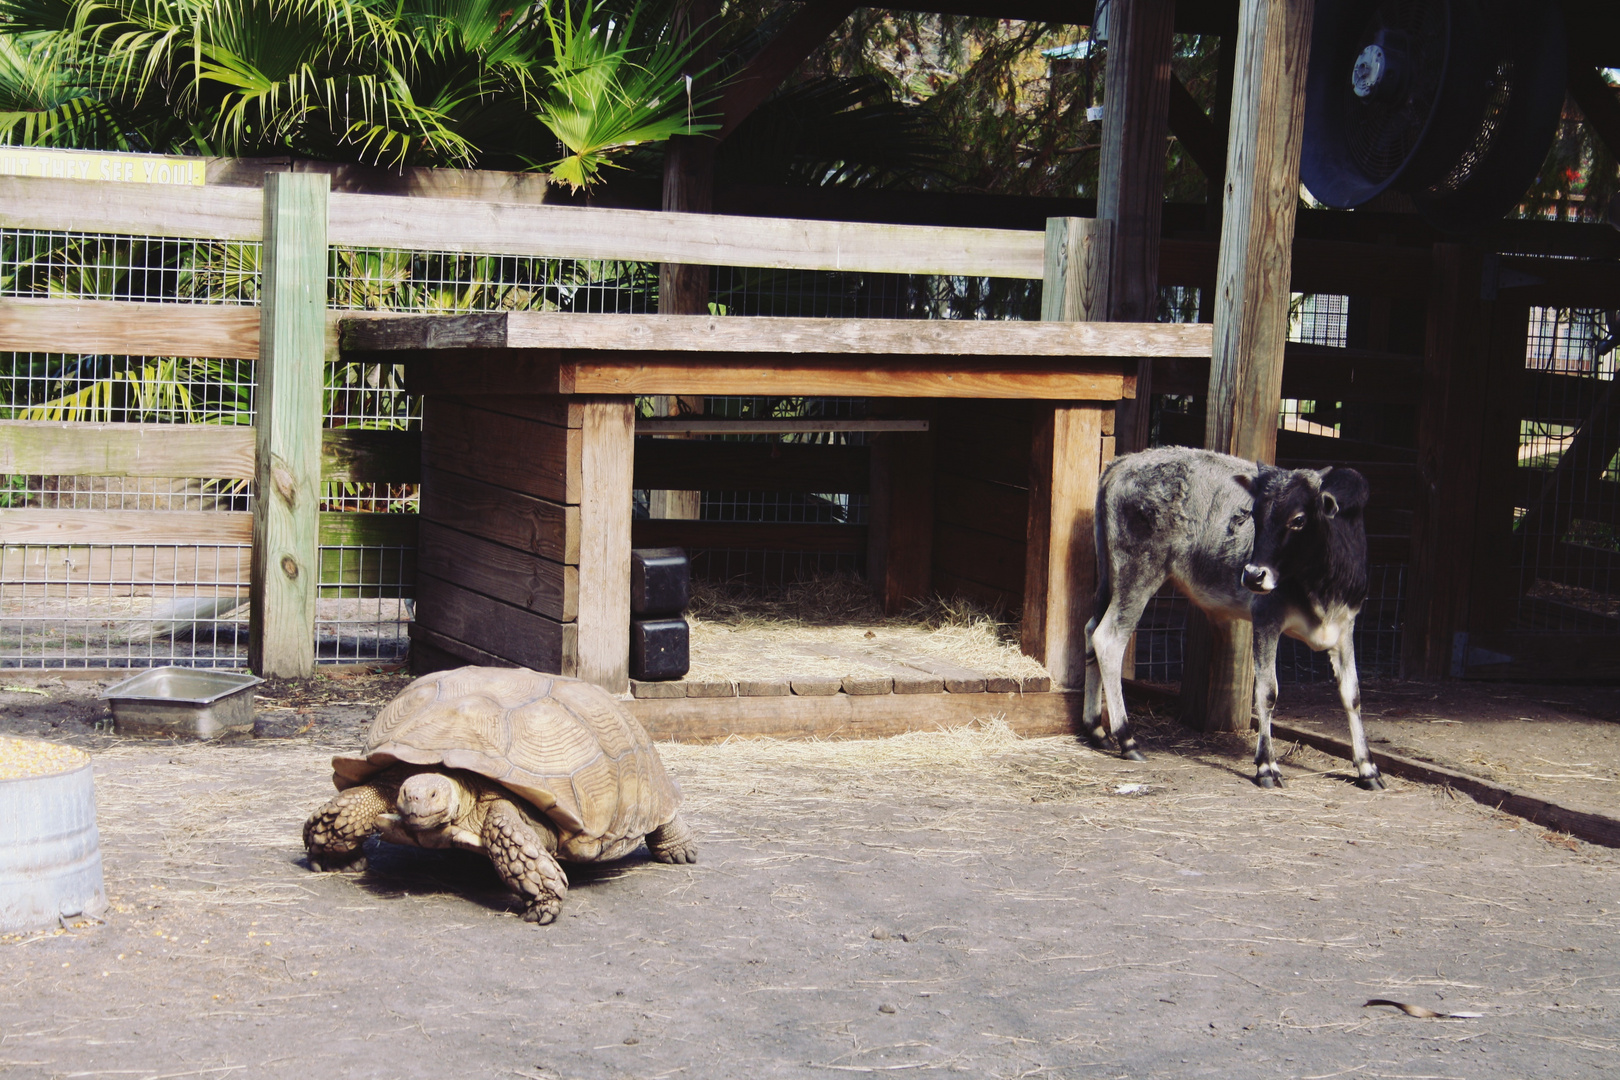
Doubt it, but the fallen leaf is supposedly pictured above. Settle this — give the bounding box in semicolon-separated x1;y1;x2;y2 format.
1364;998;1482;1019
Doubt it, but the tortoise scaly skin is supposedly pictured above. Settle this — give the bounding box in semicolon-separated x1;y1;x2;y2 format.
304;667;695;924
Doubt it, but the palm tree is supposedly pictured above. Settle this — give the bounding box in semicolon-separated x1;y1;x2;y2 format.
0;0;718;178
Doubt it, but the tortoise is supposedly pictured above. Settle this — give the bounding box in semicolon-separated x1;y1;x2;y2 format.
303;666;696;924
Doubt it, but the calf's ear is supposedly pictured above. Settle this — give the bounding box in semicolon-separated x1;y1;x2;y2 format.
1320;491;1341;518
1233;473;1257;493
1320;466;1370;515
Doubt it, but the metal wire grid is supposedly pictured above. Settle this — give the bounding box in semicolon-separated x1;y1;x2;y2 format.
0;544;249;669
328;249;659;314
1509;306;1620;633
1;229;260;305
315;546;414;663
1131;565;1406;686
1280;293;1349;435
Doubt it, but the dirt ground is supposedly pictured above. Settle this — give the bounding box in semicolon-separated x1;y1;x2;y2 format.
2;673;1618;1080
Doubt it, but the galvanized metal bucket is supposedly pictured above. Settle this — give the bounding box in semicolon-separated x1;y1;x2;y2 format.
0;744;106;933
102;667;263;739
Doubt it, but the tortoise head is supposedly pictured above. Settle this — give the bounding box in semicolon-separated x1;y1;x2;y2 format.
398;771;465;831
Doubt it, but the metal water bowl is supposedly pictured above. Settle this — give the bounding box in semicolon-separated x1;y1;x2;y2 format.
102;668;264;739
0;736;106;933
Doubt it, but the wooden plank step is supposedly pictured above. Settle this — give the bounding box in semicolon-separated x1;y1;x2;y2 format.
629;690;1081;743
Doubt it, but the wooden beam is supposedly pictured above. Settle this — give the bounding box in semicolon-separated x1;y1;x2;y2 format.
345;310;1208;357
866;402;936;614
1025;217;1113;689
320;428;421;484
1404;245;1491;678
417;518;577;622
629;688;1080;743
631;520;865;553
1166;71;1226;182
0;298;260;360
1097;0;1176;455
714;0;860;141
1183;0;1315;732
0;176;262;240
636;418;928;434
0;420;254;479
575;397;634;694
325;192;1048;279
0;509;252;544
634;439;870;493
250;172;328;679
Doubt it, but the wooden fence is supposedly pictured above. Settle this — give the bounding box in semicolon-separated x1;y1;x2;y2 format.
2;166;1615;679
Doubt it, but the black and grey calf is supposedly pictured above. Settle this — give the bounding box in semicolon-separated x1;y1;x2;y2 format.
1081;447;1383;791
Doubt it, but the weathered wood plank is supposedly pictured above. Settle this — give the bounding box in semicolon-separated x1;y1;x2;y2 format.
570;358;1133;400
0;175;263;240
347;311;1208;358
933;473;1029;544
934;521;1027;597
321;428;421;484
421;398;579;504
628;689;1081;743
439;395;583;428
1153;344;1424;403
866;407;935;614
418;465;578;565
0;420;255;479
634;439;870;493
0;542;249;585
408;622;517;675
0;509;252;544
631;520;867;553
318;511;417;547
327;192;1048;279
1022;404;1109;688
250;172;328;678
575;398;634;694
637;418;929;434
414;572;575;675
0;298;261;360
417;518;577;621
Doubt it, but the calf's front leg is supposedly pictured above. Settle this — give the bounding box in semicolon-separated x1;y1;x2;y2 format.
1330;633;1384;790
1250;621;1284;788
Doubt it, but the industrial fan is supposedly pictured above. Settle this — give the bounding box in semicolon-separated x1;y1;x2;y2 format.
1301;0;1568;232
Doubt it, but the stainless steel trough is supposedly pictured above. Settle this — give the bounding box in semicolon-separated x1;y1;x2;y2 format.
101;668;264;739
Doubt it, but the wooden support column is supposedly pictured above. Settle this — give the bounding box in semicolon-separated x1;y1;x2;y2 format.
576;397;635;694
250;172;328;678
1465;298;1531;642
1182;0;1315;732
652;0;720;521
1097;0;1176;454
1024;217;1114;689
1404;245;1490;677
867;400;935;614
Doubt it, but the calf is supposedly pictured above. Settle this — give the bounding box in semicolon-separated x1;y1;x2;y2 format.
1082;447;1383;790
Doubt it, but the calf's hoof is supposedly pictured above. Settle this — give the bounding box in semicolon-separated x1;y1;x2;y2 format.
1083;729;1110;751
1356;771;1386;792
1254;771;1283;789
1123;749;1146;762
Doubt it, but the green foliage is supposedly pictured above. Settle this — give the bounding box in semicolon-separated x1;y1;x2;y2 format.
532;0;716;188
1519;75;1620;224
0;0;715;180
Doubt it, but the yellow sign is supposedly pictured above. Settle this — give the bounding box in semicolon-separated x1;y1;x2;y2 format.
0;147;206;186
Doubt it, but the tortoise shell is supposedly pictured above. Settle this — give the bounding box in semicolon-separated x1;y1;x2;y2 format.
331;667;680;859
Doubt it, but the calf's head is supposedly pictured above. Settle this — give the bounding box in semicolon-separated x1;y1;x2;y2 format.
1236;465;1369;596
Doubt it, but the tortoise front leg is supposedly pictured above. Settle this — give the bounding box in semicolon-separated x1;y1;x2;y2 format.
304;784;390;872
647;814;698;864
482;799;570;925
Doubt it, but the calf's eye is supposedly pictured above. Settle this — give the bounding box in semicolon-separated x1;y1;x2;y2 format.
1287;513;1306;531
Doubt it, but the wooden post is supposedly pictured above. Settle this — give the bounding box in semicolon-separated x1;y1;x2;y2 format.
1404;245;1492;677
1097;0;1176;455
250;172;328;678
1024;217;1114;689
867;400;935;614
1465;299;1531;642
1183;0;1315;732
576;396;635;694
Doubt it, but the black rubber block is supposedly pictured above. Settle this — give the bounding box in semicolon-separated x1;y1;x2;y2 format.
631;547;690;617
630;618;690;681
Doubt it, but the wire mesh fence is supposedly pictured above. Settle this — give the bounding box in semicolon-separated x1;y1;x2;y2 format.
1509;306;1620;635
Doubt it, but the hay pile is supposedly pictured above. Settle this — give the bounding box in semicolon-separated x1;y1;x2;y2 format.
682;576;1050;682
